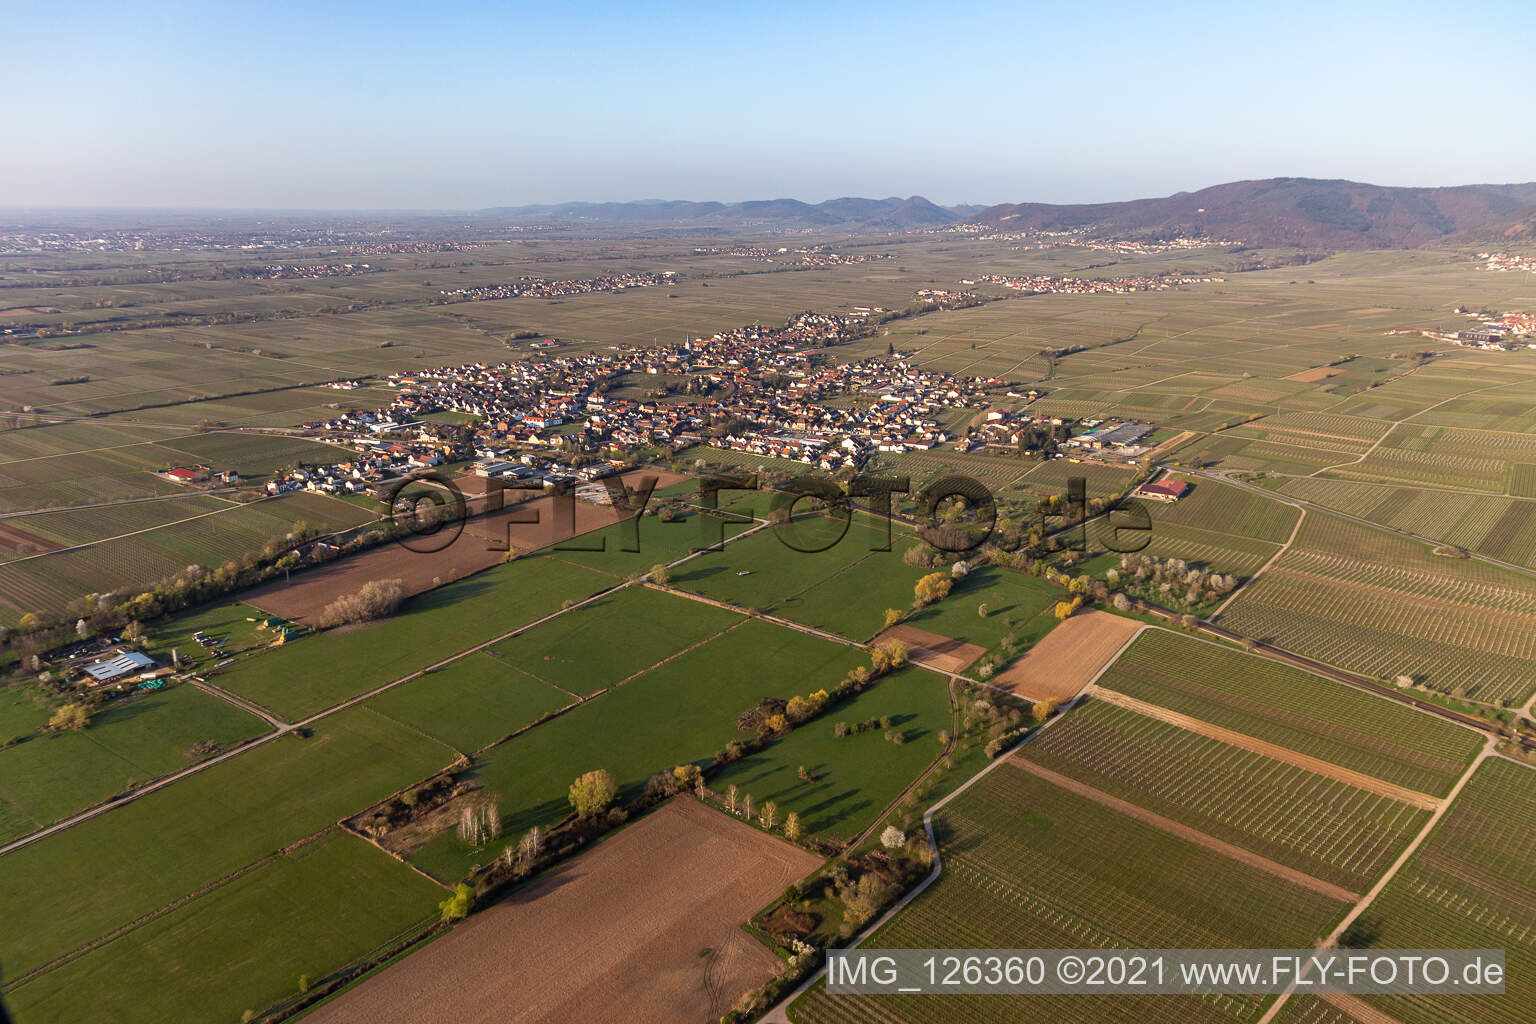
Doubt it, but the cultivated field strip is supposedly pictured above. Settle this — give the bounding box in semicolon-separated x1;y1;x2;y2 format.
1351;759;1536;1024
0;490;376;625
1217;517;1536;703
1271;996;1387;1024
1274;479;1536;569
1086;517;1281;576
1220;601;1535;705
1389;424;1536;462
1248;412;1396;443
1324;448;1510;493
1097;632;1483;797
790;763;1347;1024
1020;701;1428;891
1226;427;1377;457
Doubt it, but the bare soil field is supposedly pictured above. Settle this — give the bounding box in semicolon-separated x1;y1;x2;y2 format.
306;798;821;1024
1146;429;1196;458
1287;365;1346;382
1006;758;1358;902
244;471;685;621
1091;687;1441;810
458;469;686;559
875;624;985;674
993;610;1143;702
242;532;510;622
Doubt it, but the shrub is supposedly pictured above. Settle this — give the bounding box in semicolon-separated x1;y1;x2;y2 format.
438;883;473;922
49;703;92;732
568;769;618;818
313;578;408;628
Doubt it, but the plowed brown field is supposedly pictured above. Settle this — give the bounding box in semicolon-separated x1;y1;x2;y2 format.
306;798;821;1024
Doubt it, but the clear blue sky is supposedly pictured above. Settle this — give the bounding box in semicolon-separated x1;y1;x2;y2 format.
5;0;1532;209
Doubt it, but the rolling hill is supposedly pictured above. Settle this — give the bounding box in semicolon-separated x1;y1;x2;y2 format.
966;178;1536;249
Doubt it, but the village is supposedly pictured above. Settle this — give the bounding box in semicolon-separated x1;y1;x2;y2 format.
435;270;675;303
255;310;1118;499
942;224;1242;252
978;270;1222;294
255;262;377;280
1479;251;1536;274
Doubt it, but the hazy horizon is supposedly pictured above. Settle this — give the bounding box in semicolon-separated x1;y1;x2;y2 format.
7;172;1536;218
6;0;1533;210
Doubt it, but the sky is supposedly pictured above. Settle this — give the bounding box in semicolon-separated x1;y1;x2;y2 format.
5;0;1534;210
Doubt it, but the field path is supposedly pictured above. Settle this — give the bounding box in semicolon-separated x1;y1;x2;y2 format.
187;676;287;728
1211;505;1305;616
1253;735;1496;1024
1005;757;1359;902
1091;688;1441;811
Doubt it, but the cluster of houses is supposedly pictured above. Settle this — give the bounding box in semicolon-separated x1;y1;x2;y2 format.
1479;252;1536;274
979;271;1220;295
258;263;375;279
436;271;674;303
1419;308;1536;351
952;406;1064;453
685;245;891;267
692;245;780;259
282;310;1014;479
914;288;981;309
796;249;893;268
343;241;475;255
941;225;1239;252
264;432;450;496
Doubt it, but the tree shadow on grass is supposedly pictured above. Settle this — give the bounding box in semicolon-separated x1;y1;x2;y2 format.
806;792;872;836
675;564;727;584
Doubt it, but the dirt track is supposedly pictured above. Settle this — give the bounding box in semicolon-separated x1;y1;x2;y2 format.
1007;758;1358;902
993;610;1143;703
874;624;985;674
1091;688;1441;811
306;799;821;1024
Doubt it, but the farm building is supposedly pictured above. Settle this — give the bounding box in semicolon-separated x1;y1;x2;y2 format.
79;650;158;687
1135;480;1190;503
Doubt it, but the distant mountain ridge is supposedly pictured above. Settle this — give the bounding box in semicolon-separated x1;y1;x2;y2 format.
481;179;1536;248
966;178;1536;249
478;195;960;230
